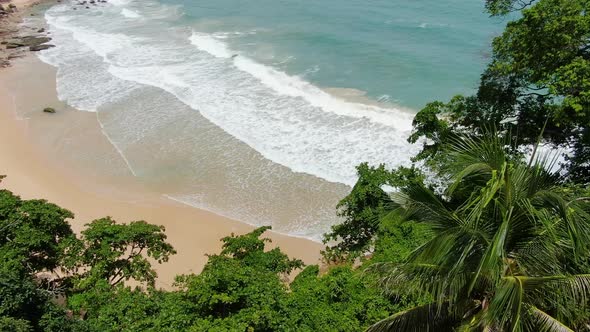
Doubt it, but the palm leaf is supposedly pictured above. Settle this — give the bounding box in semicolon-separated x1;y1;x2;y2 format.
522;304;574;332
483;276;525;331
366;302;458;332
516;274;590;304
369;131;590;331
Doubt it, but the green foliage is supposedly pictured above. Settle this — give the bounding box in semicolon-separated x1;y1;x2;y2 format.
286;265;402;332
551;57;590;113
0;184;174;331
174;227;302;331
0;262;47;328
407;100;452;162
37;303;90;332
491;0;589;89
70;228;301;332
59;227;407;332
68;282;164;332
367;134;590;331
218;226;303;274
0;317;32;332
322;163;425;262
0;254;87;332
0;190;75;273
485;0;536;16
0;177;418;332
65;217;176;290
368;218;430;265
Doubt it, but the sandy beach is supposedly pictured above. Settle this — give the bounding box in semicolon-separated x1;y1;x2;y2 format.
0;1;323;288
6;0;39;8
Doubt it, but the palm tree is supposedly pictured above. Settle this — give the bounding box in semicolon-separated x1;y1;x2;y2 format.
368;134;590;331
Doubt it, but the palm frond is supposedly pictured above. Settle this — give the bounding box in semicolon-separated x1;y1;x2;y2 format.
366;302;458;332
447;162;494;197
467;207;512;295
447;133;508;174
516;274;590;305
511;233;563;276
372;254;474;307
522;304;574;332
367;131;590;331
483;276;524;331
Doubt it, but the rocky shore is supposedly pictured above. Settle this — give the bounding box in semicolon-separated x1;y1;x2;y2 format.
0;0;51;67
0;0;110;68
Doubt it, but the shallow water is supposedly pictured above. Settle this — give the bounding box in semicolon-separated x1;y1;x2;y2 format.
37;0;504;240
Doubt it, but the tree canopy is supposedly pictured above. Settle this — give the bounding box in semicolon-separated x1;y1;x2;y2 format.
0;185;410;331
411;0;590;183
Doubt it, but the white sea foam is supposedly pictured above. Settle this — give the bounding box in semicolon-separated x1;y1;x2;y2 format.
189;33;232;58
121;8;141;19
189;31;414;131
377;94;391;103
109;0;133;6
40;2;419;188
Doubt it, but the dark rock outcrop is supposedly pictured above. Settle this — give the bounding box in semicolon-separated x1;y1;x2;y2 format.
30;44;55;51
4;36;52;49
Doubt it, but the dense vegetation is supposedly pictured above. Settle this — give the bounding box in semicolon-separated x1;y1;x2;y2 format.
368;135;590;331
2;0;590;331
0;179;416;331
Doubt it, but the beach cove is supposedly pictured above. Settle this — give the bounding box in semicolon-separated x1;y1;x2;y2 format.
0;0;499;287
0;0;323;289
3;0;588;330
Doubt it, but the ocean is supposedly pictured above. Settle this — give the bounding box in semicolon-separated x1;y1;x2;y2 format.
38;0;505;240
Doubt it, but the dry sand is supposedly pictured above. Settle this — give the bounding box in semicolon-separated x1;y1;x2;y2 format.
2;0;40;9
0;1;324;289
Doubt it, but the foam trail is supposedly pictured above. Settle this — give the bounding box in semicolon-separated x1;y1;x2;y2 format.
96;113;139;177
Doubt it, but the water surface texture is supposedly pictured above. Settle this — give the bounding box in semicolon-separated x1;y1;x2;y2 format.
39;0;503;239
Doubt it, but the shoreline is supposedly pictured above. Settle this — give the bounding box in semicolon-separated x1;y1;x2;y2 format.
0;0;53;66
0;1;323;288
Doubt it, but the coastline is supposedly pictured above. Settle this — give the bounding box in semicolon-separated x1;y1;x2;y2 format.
0;1;323;288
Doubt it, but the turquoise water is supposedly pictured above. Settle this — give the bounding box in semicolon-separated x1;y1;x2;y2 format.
38;0;505;239
165;0;504;109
